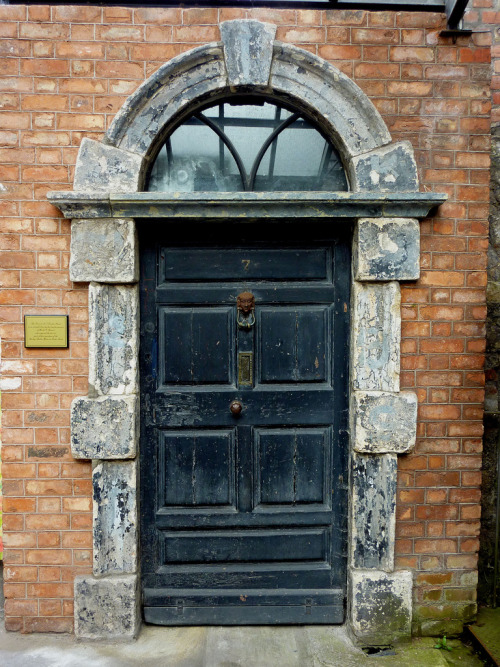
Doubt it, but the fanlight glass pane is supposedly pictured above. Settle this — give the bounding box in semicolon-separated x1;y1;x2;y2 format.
147;100;347;193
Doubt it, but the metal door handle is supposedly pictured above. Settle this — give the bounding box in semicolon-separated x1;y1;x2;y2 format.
230;400;243;416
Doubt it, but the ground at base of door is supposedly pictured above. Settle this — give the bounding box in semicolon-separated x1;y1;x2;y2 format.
0;623;488;667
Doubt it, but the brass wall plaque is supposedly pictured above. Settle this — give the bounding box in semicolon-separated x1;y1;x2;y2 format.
238;352;253;386
24;315;69;348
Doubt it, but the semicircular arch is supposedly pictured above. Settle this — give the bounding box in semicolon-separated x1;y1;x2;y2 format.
72;20;419;195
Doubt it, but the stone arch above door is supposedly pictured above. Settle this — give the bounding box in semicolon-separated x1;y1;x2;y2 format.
47;19;447;643
71;19;419;196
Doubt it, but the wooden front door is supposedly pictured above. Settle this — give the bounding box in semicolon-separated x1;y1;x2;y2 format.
140;221;350;625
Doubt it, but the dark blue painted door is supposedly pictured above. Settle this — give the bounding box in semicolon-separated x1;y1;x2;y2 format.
140;222;350;624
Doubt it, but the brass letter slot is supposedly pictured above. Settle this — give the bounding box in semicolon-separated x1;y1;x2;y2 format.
238;352;253;386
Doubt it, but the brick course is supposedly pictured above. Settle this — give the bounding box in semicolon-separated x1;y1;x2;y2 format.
0;4;491;634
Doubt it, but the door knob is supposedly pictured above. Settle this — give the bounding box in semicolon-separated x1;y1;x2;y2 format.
230;400;243;416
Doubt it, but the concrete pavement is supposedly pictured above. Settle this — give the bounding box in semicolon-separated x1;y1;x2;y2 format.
0;621;452;667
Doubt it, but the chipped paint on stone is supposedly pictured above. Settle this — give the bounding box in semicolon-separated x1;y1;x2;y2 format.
70;218;138;283
354;218;420;281
93;460;137;576
352;282;401;392
108;45;228;156
351;453;397;571
71;395;138;460
351;141;419;193
89;283;139;395
352;391;417;454
74;574;140;639
270;43;392;160
74;138;142;192
221;20;276;87
350;569;413;645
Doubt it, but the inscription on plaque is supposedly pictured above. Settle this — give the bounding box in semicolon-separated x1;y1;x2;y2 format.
238;352;253;386
24;315;69;348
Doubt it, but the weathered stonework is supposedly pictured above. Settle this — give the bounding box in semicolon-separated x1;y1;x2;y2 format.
71;395;138;460
59;20;430;642
74;574;140;640
74;138;142;192
351;142;419;193
221;20;276;87
350;570;413;646
107;44;228;157
93;460;138;576
351;282;401;392
351;454;397;572
70;218;138;284
88;283;139;396
103;25;392;162
352;391;417;454
354;218;420;282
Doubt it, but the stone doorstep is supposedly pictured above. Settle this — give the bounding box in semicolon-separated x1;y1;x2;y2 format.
0;623;452;666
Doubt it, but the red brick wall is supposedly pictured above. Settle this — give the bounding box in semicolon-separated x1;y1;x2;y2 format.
0;4;491;634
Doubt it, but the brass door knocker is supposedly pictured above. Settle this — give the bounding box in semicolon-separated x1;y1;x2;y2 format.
237;291;255;329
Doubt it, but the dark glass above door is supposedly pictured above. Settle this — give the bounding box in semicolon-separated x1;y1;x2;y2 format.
147;98;348;193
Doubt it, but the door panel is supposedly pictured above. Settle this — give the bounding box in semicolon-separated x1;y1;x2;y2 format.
259;307;328;383
159;430;236;509
255;427;330;507
140;221;350;625
160;307;234;385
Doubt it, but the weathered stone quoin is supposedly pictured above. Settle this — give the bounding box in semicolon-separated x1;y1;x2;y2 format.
48;20;446;643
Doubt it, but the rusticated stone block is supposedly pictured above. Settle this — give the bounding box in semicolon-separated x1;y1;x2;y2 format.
350;569;413;646
74;138;142;193
70;218;138;283
355;218;420;281
89;283;139;395
93;460;137;576
352;391;417;454
74;574;140;639
351;453;397;571
221;19;276;87
351;141;419;192
352;282;400;392
71;395;138;460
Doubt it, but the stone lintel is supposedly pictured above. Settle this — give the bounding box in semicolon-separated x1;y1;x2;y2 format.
221;20;276;87
74;574;140;639
351;453;397;572
351;141;419;193
74;138;142;193
350;569;413;646
352;391;417;454
70;218;138;284
354;218;420;282
47;191;447;220
89;283;139;396
352;281;401;392
71;395;138;460
93;460;137;577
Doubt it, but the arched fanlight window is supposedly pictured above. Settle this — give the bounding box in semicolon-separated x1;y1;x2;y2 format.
147;98;348;193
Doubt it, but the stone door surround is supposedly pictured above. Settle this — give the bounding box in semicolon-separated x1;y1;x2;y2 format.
48;20;446;644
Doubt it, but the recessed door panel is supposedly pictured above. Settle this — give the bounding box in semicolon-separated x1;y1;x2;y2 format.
159;307;234;386
159;430;236;509
255;427;330;508
140;222;350;625
160;247;332;283
161;528;329;564
259;306;328;383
